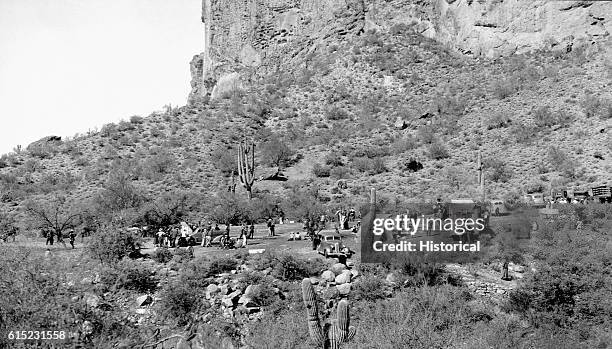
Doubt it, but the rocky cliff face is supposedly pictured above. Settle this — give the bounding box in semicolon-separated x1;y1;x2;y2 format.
188;0;366;102
189;0;611;101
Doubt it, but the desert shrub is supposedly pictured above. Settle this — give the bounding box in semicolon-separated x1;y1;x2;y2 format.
75;156;89;167
142;150;175;179
100;123;118;138
324;152;344;166
581;94;612;119
352;275;388;302
485;158;513;182
391;136;418;154
352;157;372;173
352;286;475;348
261;136;294;168
172;247;195;264
28;143;55;159
152;247;174;263
370;157;387;174
417;125;437;144
533;107;575;128
102;259;157;293
326;106;349;120
158;279;206;326
210;145;237;176
547;146;567;168
330;166;350;179
130;115;144;124
400;158;424;172
252;252;325;281
87;226;142;265
492;77;520;99
427;141;450;160
117;120;135;132
486;112;512;130
272;254;325;281
510;122;538;143
249;281;279;307
312;162;331;177
208;257;239;275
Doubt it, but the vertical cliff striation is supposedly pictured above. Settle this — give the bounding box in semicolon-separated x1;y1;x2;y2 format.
189;0;611;102
188;0;366;103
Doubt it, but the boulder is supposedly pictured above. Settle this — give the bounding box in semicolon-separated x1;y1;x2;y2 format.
244;284;260;297
350;269;360;278
309;277;320;285
386;273;397;285
136;295;152;307
394;117;407;130
238;295;252;305
331;263;347;275
206;284;220;299
221;296;234;308
84;293;100;308
335;283;351;296
321;270;335;282
335;271;352;285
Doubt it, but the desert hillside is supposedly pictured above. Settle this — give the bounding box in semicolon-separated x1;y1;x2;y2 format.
1;1;611;349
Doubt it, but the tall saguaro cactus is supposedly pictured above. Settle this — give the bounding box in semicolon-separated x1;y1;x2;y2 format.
301;278;356;349
237;139;255;199
477;150;485;202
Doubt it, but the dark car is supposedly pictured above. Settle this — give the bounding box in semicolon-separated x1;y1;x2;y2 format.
316;231;352;258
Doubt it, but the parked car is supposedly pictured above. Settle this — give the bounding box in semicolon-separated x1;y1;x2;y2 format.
523;193;545;207
189;226;226;246
316;231;353;258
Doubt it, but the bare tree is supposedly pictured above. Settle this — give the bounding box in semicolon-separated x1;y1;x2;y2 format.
24;195;81;238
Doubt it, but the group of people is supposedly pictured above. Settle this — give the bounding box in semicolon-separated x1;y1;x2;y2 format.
43;227;77;249
154;225;190;248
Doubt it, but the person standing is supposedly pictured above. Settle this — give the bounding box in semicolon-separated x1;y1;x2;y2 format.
45;228;54;246
69;229;76;249
248;222;255;239
170;227;178;248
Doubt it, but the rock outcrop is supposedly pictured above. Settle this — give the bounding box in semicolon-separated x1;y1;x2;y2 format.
188;0;611;101
188;0;366;102
366;0;611;58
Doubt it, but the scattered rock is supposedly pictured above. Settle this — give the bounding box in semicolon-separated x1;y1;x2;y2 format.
336;283;351;296
321;270;335;282
394;117;407;130
80;277;93;285
385;273;397;285
331;263;347;275
136;295;152;307
335;271;352;285
84;293;100;308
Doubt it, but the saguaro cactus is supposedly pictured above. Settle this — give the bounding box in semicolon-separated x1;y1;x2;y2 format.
301;278;356;349
237;139;255;199
477;150;485;202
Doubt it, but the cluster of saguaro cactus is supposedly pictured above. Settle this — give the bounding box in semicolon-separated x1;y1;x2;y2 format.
237;139;255;199
301;279;356;349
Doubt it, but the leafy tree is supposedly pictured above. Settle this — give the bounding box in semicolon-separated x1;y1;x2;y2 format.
210;144;237;176
261;136;294;168
209;192;252;225
138;190;192;228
